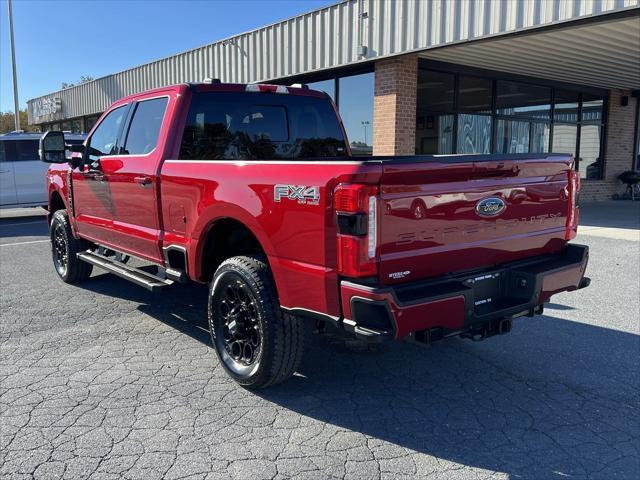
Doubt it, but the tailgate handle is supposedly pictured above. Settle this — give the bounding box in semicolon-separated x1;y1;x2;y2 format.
472;164;520;179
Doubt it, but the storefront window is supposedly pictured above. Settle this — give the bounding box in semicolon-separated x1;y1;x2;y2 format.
417;70;455;112
458;76;492;113
496;119;530;154
531;123;550;153
85;114;101;133
457;114;491;154
457;76;493;153
415;67;606;178
554;90;580;122
417;114;454;154
59;119;82;133
496;81;550;119
338;73;374;155
579;124;602;179
636;99;640;169
581;94;604;123
552;124;578;158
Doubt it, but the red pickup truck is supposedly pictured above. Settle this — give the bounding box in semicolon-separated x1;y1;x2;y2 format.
40;81;590;388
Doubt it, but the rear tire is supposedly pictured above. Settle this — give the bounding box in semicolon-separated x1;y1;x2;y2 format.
50;210;93;283
208;255;305;388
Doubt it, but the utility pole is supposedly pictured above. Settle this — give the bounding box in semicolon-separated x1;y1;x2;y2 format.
8;0;21;131
361;120;370;145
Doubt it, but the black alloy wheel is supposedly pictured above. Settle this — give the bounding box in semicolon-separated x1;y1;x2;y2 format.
52;222;69;276
208;255;305;388
49;210;93;283
216;275;263;375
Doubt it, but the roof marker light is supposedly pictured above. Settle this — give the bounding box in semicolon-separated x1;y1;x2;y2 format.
245;84;289;94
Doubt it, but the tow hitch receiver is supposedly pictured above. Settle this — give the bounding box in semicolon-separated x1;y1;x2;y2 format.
411;317;516;347
461;318;512;342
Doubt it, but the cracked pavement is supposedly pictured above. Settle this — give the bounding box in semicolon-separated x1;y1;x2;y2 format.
0;210;638;479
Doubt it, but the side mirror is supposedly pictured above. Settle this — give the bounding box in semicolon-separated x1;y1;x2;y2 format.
68;143;85;169
39;131;66;163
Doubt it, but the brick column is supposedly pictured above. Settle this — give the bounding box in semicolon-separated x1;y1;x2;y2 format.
604;90;637;181
580;90;638;201
373;54;418;156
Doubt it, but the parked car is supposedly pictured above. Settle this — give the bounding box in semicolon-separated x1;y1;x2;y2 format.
0;131;85;209
39;82;590;388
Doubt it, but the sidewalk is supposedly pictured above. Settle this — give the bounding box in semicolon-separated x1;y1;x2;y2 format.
578;200;640;241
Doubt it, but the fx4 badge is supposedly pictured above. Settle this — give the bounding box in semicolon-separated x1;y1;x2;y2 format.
274;185;320;205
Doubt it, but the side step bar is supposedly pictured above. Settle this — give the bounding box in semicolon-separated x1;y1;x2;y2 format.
77;251;174;291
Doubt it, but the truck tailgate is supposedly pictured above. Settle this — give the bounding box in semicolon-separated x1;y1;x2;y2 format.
377;154;573;285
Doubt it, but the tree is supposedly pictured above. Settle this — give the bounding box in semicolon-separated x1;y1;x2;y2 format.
0;110;39;134
61;75;94;90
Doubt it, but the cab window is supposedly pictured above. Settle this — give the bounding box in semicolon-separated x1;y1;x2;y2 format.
87;105;127;161
121;97;168;155
179;92;347;160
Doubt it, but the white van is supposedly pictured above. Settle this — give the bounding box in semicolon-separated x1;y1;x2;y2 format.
0;132;85;209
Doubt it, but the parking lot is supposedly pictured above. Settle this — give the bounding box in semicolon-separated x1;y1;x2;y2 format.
1;203;638;480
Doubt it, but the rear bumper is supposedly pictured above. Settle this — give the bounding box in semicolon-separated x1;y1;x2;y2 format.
340;244;589;342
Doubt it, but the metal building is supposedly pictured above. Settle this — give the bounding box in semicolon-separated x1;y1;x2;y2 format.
27;0;640;200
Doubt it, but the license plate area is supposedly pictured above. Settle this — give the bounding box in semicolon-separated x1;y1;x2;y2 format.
463;267;539;319
465;272;503;315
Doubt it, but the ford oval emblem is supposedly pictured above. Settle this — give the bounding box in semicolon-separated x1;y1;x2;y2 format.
476;197;506;217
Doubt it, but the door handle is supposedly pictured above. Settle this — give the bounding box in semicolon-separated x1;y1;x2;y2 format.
0;169;9;174
82;170;105;181
134;176;152;187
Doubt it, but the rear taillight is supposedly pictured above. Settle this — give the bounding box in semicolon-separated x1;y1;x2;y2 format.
566;169;580;240
334;184;378;278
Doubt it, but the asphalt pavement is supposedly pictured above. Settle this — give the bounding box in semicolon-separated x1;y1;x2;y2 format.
0;203;638;479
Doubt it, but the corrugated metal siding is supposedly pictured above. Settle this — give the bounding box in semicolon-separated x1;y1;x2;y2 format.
28;0;640;124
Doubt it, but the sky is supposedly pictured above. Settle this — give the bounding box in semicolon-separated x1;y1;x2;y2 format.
0;0;333;112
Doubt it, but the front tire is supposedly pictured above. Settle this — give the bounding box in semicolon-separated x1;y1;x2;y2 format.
208;255;305;388
50;210;93;283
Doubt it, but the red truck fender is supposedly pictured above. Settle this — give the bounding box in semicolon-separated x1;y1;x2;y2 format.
188;202;277;279
46;168;73;226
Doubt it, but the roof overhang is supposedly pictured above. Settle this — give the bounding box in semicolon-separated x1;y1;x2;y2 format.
420;12;640;91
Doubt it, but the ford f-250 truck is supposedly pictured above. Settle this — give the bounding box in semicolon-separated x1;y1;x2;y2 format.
40;81;590;388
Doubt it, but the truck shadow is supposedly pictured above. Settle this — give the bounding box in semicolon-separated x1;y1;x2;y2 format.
80;273;213;346
266;318;639;479
78;274;639;479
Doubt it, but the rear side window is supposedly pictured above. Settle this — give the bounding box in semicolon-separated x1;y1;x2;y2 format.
0;141;5;162
179;92;347;160
2;140;39;161
122;97;168;155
